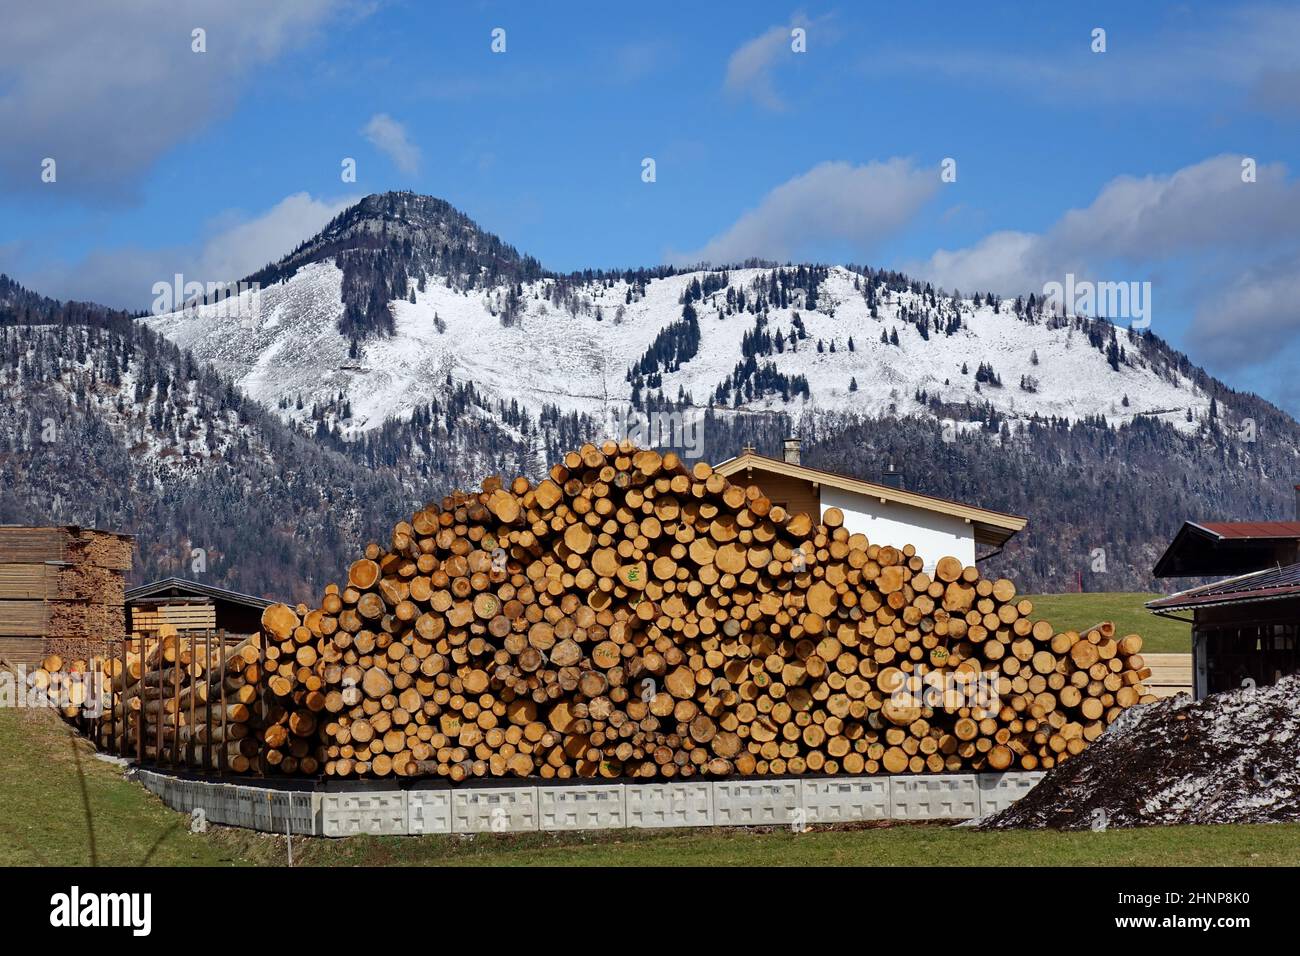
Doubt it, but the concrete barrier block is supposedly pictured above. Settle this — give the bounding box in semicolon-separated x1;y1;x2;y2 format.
267;790;317;836
451;786;538;834
976;771;1044;817
537;783;625;831
318;791;408;837
231;787;265;830
407;787;453;835
137;770;164;800
213;783;250;829
889;774;979;820
713;779;801;827
801;776;890;824
624;781;714;828
165;778;195;813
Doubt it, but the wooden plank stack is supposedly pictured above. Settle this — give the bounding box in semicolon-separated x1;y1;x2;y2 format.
274;440;1156;780
0;526;132;664
130;601;218;635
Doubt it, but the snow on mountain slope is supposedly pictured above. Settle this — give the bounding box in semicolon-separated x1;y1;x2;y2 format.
147;258;1213;440
1;324;261;484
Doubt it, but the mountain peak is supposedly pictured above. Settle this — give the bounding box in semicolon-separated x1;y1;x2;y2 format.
244;191;545;341
329;191;486;235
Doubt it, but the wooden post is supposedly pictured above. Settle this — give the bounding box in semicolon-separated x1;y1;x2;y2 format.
257;632;267;777
218;631;228;775
154;636;163;766
172;640;182;769
106;642;115;756
113;638;123;756
187;634;197;767
203;630;213;773
136;635;145;766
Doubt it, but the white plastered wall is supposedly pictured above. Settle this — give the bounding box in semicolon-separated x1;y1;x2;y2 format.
819;485;976;570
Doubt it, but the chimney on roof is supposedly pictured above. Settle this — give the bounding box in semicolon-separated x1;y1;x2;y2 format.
1295;484;1300;521
882;462;904;490
783;437;801;465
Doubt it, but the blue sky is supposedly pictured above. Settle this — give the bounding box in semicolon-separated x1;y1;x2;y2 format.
2;1;1299;412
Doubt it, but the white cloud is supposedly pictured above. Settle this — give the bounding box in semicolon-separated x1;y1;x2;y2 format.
910;153;1300;415
918;231;1044;296
1190;253;1300;367
0;1;356;195
361;113;422;176
673;159;939;267
12;192;358;309
724;23;792;109
915;155;1300;294
1189;251;1300;416
723;13;831;109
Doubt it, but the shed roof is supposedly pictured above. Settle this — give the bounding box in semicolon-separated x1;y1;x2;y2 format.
1195;521;1300;539
1152;521;1300;578
1147;562;1300;613
712;452;1027;548
126;576;275;610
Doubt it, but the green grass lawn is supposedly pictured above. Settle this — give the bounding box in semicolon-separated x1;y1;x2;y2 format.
8;701;1299;867
1023;592;1190;653
0;705;242;866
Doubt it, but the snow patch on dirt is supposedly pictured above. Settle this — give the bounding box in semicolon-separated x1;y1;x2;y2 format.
981;675;1300;829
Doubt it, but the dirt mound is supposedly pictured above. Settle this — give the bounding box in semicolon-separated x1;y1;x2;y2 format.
981;674;1300;829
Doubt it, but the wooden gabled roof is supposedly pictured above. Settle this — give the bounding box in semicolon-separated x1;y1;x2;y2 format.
125;576;275;610
711;452;1027;548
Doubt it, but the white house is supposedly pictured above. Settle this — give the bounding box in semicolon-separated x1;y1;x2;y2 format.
712;439;1026;570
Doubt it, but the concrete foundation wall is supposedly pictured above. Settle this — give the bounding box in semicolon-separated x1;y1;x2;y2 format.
136;770;1043;838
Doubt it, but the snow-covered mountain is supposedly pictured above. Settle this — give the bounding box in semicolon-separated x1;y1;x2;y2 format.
5;195;1298;594
146;192;1218;443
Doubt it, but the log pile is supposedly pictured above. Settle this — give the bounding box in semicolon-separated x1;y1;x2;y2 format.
30;630;274;774
284;441;1156;780
39;441;1156;781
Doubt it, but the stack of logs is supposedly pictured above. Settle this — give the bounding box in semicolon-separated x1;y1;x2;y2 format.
28;630;275;774
38;440;1156;781
261;441;1156;780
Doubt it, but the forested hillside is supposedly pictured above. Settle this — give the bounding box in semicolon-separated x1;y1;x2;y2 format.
0;282;405;602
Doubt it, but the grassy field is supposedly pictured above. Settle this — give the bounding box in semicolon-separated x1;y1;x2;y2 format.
1024;592;1189;653
6;703;1297;867
0;704;240;866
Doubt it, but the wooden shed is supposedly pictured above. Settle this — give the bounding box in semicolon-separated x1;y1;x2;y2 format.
0;525;134;664
1148;563;1300;698
1149;497;1300;699
125;577;276;640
